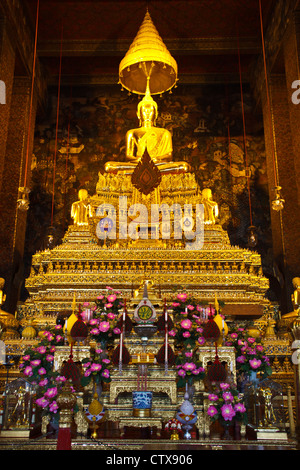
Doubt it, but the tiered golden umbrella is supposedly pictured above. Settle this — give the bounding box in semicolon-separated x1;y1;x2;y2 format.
119;9;178;96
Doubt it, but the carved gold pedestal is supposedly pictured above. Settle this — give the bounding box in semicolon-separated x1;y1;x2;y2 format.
109;365;177;405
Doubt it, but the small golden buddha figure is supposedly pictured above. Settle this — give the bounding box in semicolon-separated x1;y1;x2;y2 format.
69;261;76;272
99;261;106;271
185;262;192;271
105;82;190;176
71;189;93;226
92;262;98;272
169;261;175;271
84;261;91;272
192;262;199;272
201;188;218;224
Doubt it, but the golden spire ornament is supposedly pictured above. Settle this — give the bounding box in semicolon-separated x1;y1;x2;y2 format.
119;9;178;95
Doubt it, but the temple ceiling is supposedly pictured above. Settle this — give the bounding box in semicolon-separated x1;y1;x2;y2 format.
21;0;275;86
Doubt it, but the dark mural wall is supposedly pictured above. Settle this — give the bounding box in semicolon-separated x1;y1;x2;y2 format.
24;83;273;289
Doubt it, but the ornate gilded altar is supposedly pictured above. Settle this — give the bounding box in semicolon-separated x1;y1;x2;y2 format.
0;9;296;445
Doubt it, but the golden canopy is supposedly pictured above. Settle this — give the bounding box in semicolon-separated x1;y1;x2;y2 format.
119;10;178;95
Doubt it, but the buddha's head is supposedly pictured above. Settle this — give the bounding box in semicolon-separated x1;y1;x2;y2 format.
202;188;212;200
137;84;158;126
78;189;88;201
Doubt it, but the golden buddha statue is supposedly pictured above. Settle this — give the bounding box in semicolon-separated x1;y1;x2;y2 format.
201;188;219;224
105;81;190;176
71;189;93;226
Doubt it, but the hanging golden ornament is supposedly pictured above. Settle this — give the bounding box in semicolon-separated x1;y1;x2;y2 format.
271;186;285;212
119;9;178;95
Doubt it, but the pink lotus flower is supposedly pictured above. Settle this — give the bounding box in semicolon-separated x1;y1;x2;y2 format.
89;319;99;326
183;331;191;338
102;358;110;364
221;404;236;421
207;405;218;417
49;401;59;413
186;304;194;311
46;354;54;362
30;359;41;367
222;391;234;402
39;378;48;386
219;382;230;390
172;302;180;307
236;355;246;363
178;369;186;377
208;393;219;402
90;328;100;335
247;337;256;343
36;346;47;354
56;335;64;343
185;351;193;357
95;348;103;354
107;313;116;320
234;403;246;413
24;366;33;377
104;303;113;309
102;369;110;378
182;362;196;371
36;397;49;408
177;293;187;302
249;358;262;369
97;295;104;300
38;367;47;375
113;327;121;335
99;321;110;332
22;355;31;361
83;302;90;307
197;336;205;345
84;369;91;377
91;363;102;372
107;294;117;303
181;319;192;329
55;376;67;383
44;387;58;399
168;330;176;337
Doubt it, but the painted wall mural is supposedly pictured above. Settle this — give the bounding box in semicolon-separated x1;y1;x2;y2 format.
24;83;272;285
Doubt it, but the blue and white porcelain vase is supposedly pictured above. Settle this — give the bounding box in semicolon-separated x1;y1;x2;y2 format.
132;391;153;417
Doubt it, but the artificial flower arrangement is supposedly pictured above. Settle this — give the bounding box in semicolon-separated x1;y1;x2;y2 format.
170;293;209;387
170;292;210;349
81;346;111;388
85;287;124;347
224;327;272;378
19;325;71;416
206;382;248;428
175;348;205;388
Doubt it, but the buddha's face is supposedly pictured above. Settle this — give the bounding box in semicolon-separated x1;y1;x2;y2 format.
78;189;88;201
139;103;156;125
